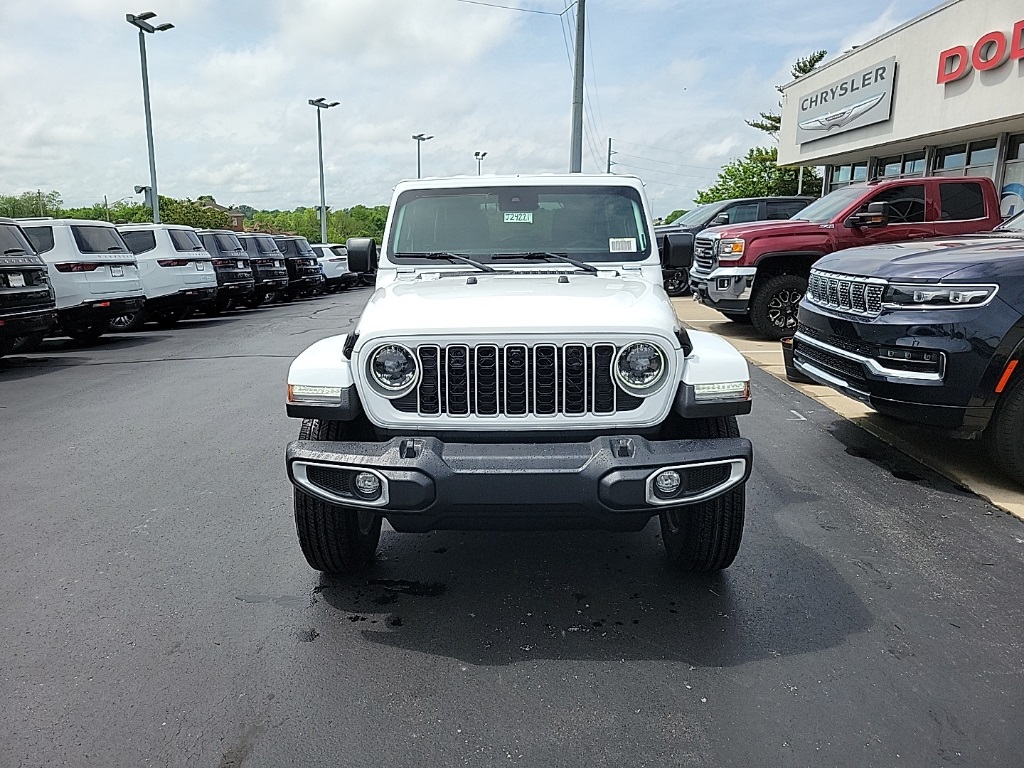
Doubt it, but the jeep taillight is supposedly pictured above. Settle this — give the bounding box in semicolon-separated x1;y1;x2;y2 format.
54;263;104;272
157;259;191;267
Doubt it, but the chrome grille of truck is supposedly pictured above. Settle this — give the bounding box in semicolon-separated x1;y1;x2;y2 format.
806;269;885;317
391;343;642;416
692;237;716;273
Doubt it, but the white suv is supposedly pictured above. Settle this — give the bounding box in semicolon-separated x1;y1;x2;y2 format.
284;175;754;574
310;243;358;292
18;218;145;343
113;224;219;330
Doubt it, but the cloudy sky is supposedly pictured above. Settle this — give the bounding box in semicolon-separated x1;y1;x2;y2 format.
0;0;938;217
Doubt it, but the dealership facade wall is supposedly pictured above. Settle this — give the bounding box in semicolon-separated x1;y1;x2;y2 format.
777;0;1024;217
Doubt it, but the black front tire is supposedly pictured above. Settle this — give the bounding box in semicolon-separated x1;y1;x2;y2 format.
293;419;382;573
985;372;1024;485
242;292;265;309
0;337;15;358
659;415;746;571
750;273;806;340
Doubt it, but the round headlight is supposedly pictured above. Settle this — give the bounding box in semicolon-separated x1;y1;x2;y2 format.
614;342;665;390
370;344;418;391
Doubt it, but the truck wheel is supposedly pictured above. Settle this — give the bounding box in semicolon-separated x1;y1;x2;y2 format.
660;414;745;571
750;274;806;340
0;337;15;358
664;269;690;297
293;418;382;573
985;373;1024;484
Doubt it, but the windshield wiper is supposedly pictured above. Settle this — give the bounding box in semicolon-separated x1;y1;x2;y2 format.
491;252;599;274
394;251;496;273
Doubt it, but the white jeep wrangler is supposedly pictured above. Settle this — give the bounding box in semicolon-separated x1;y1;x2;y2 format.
285;175;753;573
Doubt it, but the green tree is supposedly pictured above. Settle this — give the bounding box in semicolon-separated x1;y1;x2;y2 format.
663;209;688;224
694;146;822;203
747;50;827;139
0;190;63;218
159;197;232;229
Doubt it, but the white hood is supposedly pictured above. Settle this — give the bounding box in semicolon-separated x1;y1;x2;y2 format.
354;272;680;342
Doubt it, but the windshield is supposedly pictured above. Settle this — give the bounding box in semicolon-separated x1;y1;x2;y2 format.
792;186;866;224
72;225;130;254
214;234;243;253
388;185;651;264
998;210;1024;232
257;237;282;255
670;203;719;227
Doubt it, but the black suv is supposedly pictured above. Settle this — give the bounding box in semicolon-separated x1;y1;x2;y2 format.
274;235;324;301
197;230;255;313
793;210;1024;483
656;196;813;296
236;234;289;308
0;218;56;357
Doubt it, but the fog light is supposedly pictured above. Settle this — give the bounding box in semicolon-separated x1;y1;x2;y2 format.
654;470;682;496
354;472;382;498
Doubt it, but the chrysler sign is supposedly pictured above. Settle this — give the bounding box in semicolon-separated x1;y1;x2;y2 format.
795;57;896;145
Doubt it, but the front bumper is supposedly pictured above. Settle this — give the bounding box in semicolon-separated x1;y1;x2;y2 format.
690;266;757;314
0;306;58;338
793;300;1016;434
286;434;752;532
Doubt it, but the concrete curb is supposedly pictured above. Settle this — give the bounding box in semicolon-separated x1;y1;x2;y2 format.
672;297;1024;521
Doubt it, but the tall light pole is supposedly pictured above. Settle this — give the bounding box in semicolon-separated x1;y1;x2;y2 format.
569;0;586;173
126;11;174;224
309;97;340;244
474;151;487;176
412;133;433;179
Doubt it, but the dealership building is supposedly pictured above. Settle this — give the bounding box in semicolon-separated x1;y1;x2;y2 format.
777;0;1024;217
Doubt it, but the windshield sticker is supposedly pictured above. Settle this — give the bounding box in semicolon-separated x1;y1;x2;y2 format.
609;237;637;252
503;212;533;224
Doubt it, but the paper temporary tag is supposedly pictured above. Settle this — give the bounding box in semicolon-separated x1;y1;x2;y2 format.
609;237;637;252
503;212;533;223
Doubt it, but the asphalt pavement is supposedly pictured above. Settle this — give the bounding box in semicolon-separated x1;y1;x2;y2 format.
2;290;1023;768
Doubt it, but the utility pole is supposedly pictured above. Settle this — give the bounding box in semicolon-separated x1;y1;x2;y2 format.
569;0;586;173
606;138;612;174
797;165;805;195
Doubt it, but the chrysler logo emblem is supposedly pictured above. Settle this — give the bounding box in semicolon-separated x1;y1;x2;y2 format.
798;92;886;132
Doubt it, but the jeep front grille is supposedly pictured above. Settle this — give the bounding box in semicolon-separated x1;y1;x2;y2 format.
806;270;885;317
693;237;716;273
391;343;643;416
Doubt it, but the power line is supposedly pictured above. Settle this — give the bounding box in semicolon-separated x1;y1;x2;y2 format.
612;151;722;173
612;138;727;162
611;160;718;182
453;0;570;15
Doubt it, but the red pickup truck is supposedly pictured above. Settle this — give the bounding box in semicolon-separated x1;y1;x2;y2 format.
686;176;1003;339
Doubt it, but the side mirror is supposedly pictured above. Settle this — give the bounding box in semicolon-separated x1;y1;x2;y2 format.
710;213;730;226
346;237;377;273
661;233;694;268
845;201;890;229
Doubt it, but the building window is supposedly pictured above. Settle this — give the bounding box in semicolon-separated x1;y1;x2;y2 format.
934;139;998;179
828;162;868;192
877;151;926;178
1002;133;1024;218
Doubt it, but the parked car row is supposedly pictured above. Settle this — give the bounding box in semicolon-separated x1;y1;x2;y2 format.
0;216;375;356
